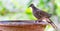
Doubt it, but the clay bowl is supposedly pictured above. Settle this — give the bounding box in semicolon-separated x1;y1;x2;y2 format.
0;20;47;31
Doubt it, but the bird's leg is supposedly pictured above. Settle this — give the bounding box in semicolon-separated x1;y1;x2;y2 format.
35;19;42;23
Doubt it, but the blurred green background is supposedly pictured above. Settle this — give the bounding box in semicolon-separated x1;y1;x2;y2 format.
0;0;60;31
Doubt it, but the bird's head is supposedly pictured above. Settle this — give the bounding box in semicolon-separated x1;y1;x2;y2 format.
28;4;35;8
29;4;34;7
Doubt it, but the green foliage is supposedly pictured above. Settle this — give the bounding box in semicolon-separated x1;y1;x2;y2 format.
0;1;2;6
56;6;60;16
25;7;37;20
25;8;32;14
0;7;9;16
37;0;45;8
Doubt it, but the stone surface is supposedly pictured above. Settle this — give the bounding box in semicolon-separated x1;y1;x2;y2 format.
0;21;47;31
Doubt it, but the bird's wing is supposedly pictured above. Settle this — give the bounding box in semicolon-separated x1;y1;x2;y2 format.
38;10;51;18
33;10;42;19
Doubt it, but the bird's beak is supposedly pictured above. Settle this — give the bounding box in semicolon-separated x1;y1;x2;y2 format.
27;5;30;8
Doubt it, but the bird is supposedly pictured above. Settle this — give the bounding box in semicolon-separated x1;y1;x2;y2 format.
29;4;57;30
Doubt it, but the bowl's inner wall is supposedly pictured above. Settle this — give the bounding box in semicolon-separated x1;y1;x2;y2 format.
0;20;47;26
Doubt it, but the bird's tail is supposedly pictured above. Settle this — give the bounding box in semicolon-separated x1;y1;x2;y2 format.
47;18;57;31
